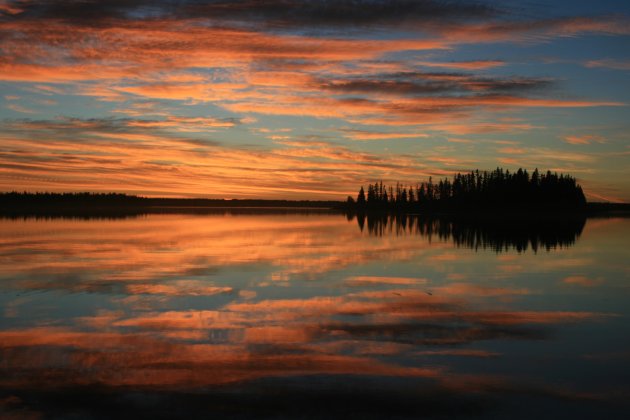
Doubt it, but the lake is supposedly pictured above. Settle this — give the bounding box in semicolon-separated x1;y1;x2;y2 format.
1;213;629;419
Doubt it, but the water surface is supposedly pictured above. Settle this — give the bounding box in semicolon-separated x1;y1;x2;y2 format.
1;214;629;418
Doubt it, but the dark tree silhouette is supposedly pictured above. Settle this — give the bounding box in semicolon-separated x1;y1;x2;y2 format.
0;192;343;218
353;168;587;214
357;186;366;207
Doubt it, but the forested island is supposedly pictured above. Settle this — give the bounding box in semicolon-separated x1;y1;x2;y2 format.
349;168;589;214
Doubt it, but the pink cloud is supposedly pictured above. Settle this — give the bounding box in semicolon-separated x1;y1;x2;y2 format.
564;135;607;145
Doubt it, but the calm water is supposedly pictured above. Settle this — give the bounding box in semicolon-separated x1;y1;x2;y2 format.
1;213;629;419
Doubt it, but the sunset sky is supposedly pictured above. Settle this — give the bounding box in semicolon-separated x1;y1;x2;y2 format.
1;0;629;201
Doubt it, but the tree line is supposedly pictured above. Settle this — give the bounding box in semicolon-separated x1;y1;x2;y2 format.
350;168;587;212
0;191;342;210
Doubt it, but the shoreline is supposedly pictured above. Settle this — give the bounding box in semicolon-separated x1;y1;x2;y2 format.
1;192;629;218
1;204;628;220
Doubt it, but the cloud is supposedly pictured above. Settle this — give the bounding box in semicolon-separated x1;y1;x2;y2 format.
563;135;607;145
582;190;626;203
0;3;622;147
0;116;442;198
2;115;240;140
5;0;498;29
431;122;539;135
584;59;630;71
125;282;234;297
415;349;501;358
7;1;628;43
320;73;553;96
340;128;428;141
416;60;505;70
562;276;604;287
0;21;448;85
0;0;629;200
5;103;35;113
431;283;532;297
344;276;429;286
434;16;630;44
497;147;527;155
0;0;23;14
491;145;599;172
126;116;242;130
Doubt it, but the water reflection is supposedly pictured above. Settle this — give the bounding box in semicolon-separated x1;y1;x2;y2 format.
354;213;586;252
0;214;628;418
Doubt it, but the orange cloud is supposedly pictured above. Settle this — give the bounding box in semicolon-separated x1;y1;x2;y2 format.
1;4;629;201
436;16;630;44
432;283;532;297
430;122;539;134
564;135;607;145
125;282;233;297
5;103;35;113
341;129;429;141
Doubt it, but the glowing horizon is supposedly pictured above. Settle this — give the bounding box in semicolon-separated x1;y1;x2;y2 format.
1;1;629;201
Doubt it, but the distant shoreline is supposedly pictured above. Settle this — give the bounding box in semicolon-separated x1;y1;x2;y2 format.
1;192;629;218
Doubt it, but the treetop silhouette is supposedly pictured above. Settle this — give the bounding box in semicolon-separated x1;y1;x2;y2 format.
352;168;587;213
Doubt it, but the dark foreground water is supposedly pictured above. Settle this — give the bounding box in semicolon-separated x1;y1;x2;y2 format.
0;213;629;419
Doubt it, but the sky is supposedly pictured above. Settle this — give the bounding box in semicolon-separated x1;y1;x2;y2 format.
0;0;629;201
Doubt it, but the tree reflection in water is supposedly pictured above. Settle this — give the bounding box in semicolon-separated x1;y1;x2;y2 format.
354;212;586;252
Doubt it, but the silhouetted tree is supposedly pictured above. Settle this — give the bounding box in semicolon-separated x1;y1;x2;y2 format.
354;168;587;213
357;187;366;207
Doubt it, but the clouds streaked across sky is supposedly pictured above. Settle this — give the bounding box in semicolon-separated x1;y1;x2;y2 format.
1;0;629;200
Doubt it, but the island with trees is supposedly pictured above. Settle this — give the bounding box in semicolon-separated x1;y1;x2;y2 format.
348;168;589;215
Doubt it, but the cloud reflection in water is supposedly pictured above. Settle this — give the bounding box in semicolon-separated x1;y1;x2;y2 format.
0;214;628;418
